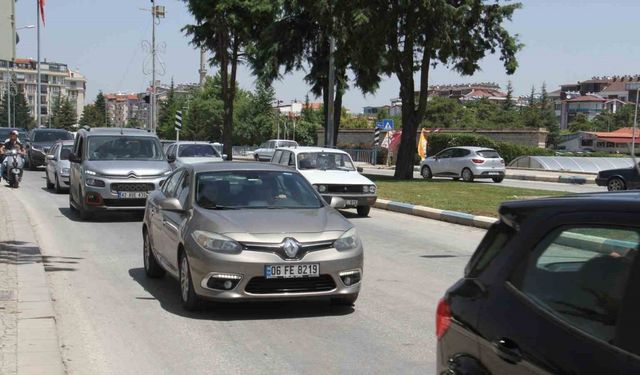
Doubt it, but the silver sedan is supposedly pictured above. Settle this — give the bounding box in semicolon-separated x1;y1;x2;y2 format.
142;162;363;311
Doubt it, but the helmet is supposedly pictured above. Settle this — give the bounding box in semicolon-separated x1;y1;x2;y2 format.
10;130;18;136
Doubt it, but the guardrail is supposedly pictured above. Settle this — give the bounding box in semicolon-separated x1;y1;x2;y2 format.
340;148;377;165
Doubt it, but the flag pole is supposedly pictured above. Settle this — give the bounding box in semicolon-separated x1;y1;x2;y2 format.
36;0;42;128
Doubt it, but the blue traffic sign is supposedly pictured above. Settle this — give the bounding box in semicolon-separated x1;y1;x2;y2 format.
375;121;383;129
381;119;394;130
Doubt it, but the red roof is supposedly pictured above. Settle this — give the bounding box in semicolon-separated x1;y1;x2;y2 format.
590;128;640;143
15;58;34;64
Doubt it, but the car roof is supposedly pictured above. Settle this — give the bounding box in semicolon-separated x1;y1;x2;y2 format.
277;146;348;155
77;127;157;137
31;128;69;132
499;191;640;228
445;146;496;152
189;161;295;173
175;141;214;146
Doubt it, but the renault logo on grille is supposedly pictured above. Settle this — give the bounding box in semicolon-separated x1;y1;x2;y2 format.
282;238;301;258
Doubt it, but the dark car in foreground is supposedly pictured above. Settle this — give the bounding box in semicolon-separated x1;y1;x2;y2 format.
437;192;640;375
596;164;640;191
27;128;74;169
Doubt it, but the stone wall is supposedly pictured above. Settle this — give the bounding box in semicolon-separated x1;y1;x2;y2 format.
317;128;548;148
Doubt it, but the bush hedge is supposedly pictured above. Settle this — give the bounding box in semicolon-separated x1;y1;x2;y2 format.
427;133;554;163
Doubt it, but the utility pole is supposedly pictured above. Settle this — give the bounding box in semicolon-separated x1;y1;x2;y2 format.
149;1;165;133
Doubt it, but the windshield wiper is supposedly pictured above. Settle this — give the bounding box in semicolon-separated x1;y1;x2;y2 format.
200;203;239;210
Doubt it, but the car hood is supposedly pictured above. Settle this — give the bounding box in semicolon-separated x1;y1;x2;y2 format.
177;156;223;164
194;206;350;242
299;169;374;185
83;160;170;177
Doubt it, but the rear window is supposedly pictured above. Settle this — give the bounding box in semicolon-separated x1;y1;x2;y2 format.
466;222;515;277
477;150;500;159
33;131;73;142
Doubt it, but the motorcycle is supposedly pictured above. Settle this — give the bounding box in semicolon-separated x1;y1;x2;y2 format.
3;149;25;188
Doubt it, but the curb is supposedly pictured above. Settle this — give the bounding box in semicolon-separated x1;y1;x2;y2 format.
507;174;594;185
0;188;65;375
374;199;497;230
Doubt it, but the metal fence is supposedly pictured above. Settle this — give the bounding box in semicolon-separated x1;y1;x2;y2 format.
340;149;377;165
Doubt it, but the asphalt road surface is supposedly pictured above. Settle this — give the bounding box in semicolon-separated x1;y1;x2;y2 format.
361;167;605;194
9;170;486;375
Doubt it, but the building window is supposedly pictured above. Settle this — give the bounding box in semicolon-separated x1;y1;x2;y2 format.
607;142;615;148
597;141;605;148
581;139;594;147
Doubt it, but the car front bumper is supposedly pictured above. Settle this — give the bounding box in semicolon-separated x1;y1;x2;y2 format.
185;239;363;301
83;176;165;211
320;193;377;207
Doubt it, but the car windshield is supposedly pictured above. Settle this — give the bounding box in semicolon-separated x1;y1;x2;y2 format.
87;136;164;161
33;131;73;142
60;145;73;160
196;170;323;209
477;150;500;158
178;144;220;158
277;141;297;148
297;152;355;171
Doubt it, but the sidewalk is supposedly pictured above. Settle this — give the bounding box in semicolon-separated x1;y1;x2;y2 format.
0;188;65;375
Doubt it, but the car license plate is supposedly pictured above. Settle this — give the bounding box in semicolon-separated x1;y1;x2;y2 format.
117;191;148;199
488;172;500;175
265;264;319;279
345;199;358;206
11;169;20;174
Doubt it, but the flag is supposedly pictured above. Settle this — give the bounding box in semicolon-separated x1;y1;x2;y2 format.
389;131;402;153
417;129;428;160
39;0;46;26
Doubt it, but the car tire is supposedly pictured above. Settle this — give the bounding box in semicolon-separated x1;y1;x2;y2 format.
421;166;432;179
76;188;92;221
179;252;200;311
54;174;63;194
607;177;626;191
254;153;260;161
461;168;474;182
356;205;371;217
492;176;504;183
143;230;165;278
28;156;37;171
69;193;77;212
46;172;54;189
331;293;359;306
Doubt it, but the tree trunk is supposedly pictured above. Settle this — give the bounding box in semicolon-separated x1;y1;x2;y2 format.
332;77;344;147
322;84;329;146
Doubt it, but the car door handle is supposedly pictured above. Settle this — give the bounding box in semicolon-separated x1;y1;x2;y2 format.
492;338;522;364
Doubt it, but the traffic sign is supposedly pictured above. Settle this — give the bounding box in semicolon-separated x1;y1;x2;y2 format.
376;119;394;130
175;111;183;131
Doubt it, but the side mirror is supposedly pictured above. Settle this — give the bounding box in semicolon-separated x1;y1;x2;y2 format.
222;154;228;160
159;197;184;212
167;154;176;163
356;167;364;173
329;196;346;209
68;152;80;163
46;154;55;160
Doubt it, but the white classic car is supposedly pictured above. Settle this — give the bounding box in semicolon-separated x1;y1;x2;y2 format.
270;146;377;216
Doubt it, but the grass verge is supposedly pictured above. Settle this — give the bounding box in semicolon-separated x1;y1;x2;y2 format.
368;175;565;217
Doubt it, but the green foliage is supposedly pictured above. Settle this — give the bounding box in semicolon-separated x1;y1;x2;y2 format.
592;105;636;132
503;81;514;111
51;96;77;130
93;92;108;127
0;89;35;129
568;113;592;132
233;81;276;145
427;132;553;163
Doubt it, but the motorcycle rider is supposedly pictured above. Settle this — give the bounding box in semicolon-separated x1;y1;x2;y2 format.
0;130;26;181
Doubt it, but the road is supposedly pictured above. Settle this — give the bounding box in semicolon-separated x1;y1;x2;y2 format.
8;170;486;375
361;167;605;194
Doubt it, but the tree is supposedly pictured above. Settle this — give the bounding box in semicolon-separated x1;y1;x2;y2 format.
569;113;592;133
540;82;549;111
51;97;77;130
79;104;99;127
182;0;277;160
503;81;514;111
528;86;536;107
180;76;224;142
234;80;276;145
127;118;142;128
363;1;522;179
0;89;35;129
90;91;108;127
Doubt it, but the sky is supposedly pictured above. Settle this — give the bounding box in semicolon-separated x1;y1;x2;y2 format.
13;0;640;112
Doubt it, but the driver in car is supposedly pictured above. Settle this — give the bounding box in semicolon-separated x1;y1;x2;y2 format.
0;130;26;180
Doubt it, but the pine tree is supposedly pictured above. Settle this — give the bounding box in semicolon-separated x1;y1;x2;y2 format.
51;97;77;130
503;81;514;110
0;93;8;127
529;86;536;107
540;82;549;111
14;90;35;129
94;91;107;126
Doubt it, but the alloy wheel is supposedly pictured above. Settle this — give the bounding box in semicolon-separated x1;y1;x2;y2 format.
608;178;625;191
143;235;150;271
180;256;190;302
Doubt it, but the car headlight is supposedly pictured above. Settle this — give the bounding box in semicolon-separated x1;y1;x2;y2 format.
85;178;105;187
369;185;376;193
61;168;70;175
85;170;97;176
315;184;327;193
334;228;360;251
192;230;242;253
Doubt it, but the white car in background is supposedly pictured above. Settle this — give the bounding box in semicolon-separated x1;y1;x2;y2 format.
165;141;225;169
270;146;377;217
254;139;298;161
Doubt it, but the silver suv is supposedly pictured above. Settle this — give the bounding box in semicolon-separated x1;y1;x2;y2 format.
68;128;171;220
420;146;506;182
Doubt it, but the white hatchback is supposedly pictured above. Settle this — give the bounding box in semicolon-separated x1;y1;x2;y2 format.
270;147;377;216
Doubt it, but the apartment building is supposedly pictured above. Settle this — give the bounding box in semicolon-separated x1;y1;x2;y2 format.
0;58;86;127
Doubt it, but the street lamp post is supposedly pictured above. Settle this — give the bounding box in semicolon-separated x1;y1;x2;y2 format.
624;83;640;172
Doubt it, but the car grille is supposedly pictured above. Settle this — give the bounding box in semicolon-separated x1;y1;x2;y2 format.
326;185;365;194
103;199;147;207
242;240;334;260
245;275;336;294
111;183;155;192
